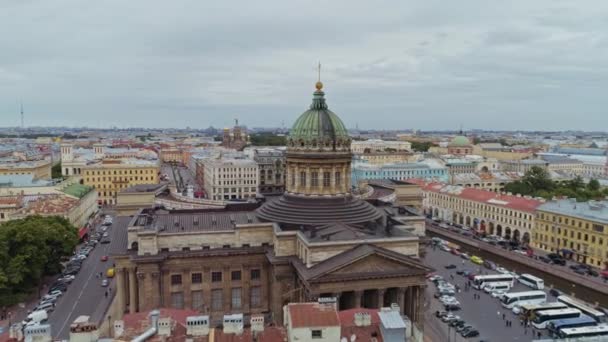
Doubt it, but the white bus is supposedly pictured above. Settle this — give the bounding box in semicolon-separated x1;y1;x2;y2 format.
557;324;608;339
501;291;546;309
520;302;569;320
472;274;515;290
531;308;581;329
518;273;544;290
557;295;607;323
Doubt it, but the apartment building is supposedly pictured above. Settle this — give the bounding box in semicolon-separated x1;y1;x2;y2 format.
534;199;608;268
203;158;258;200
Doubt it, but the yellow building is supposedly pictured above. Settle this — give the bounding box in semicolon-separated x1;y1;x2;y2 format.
0;159;52;180
355;151;416;166
534;199;608;268
83;159;160;205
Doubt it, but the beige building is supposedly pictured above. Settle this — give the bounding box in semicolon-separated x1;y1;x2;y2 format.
203;158;258;200
0;159;52;180
115;183;167;216
417;181;542;244
534;199;608;268
253;148;286;195
355;151;415;166
83;159;160;205
350;139;411;153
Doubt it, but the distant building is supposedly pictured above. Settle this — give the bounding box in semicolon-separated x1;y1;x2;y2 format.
351;139;411;153
82;158;160;205
221;121;249;150
0;159;52;180
447;135;473;156
352;160;449;186
252;148;286;195
417;181;542;244
534;199;608;268
500;159;549;173
203;158;258;200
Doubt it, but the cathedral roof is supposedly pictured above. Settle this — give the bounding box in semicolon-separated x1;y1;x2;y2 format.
288;83;350;151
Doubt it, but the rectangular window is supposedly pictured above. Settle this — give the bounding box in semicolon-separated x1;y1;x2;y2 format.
312;330;322;339
335;172;341;186
323;172;330;187
170;292;184;309
192;290;203;311
212;271;222;282
300;171;306;187
311;171;319;187
250;269;261;280
231;270;241;281
192;273;202;284
211;289;223;310
231;287;242;309
250;286;261;307
171;274;182;285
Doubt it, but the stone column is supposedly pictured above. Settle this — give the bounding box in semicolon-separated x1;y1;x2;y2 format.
332;292;342;310
397;288;405;315
378;289;386;309
129;268;137;313
183;269;192;309
354;290;363;308
137;272;146;311
416;285;425;325
116;268;126;314
305;168;311;192
150;271;161;309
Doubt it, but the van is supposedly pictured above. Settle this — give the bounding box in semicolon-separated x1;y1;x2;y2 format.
483;282;511;293
27;310;48;323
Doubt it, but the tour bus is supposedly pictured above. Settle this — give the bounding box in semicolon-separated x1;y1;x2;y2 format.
501;291;546;309
520;302;569;320
547;315;597;336
557;295;607;323
556;324;608;339
531;308;582;329
483;282;511;293
472;274;515;290
518;273;545;290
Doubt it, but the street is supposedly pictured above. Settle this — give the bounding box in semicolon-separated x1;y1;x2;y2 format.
423;244;553;342
46;215;130;339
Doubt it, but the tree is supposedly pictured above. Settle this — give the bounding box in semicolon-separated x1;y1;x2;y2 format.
521;166;554;193
587;179;600;191
0;216;78;306
51;162;62;179
410;141;432;152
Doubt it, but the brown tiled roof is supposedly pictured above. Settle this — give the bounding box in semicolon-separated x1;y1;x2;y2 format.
338;309;383;342
288;303;340;328
293;244;433;283
136;211;260;233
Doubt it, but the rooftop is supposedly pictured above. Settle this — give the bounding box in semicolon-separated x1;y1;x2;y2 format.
287;302;340;328
121;183;166;193
538;199;608;224
133;209;261;233
61;183;94;198
420;182;543;213
0;174;53;187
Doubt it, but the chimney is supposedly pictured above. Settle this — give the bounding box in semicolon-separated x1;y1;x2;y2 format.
113;320;124;338
186;315;210;336
354;312;371;327
223;314;244;335
157;317;172;336
250;314;265;333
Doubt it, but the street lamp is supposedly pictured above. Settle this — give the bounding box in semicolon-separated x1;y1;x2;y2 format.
107;315;112;337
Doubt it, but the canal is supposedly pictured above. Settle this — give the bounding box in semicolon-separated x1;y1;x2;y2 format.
427;231;608;308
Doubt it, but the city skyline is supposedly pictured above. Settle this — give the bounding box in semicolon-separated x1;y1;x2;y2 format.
2;1;608;130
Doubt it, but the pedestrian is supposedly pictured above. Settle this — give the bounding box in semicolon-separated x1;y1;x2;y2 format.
537;332;541;339
105;291;108;298
502;313;506;320
505;320;508;326
524;328;527;335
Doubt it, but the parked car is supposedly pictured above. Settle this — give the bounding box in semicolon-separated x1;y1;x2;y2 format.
457;324;472;333
101;279;109;287
101;255;108;262
462;329;480;338
587;269;599;277
538;256;551;263
444;264;457;269
470;256;483;264
444;304;462;311
574;268;586;275
435;310;448;318
460;253;470;260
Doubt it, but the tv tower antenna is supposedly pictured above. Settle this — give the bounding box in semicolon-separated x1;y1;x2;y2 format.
20;103;24;130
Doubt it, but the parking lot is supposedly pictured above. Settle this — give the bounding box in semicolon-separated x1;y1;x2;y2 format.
424;243;554;342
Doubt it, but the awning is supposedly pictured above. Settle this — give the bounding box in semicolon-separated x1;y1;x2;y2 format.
78;226;89;239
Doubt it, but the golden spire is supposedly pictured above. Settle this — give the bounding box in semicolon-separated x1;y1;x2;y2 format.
315;61;323;90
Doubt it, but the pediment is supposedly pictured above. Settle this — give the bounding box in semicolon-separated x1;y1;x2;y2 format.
327;254;411;275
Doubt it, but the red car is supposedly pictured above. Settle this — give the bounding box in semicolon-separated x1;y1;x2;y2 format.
101;255;108;262
451;248;461;256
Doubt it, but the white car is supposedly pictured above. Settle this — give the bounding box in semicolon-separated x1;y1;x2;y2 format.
496;267;508;274
491;289;507;298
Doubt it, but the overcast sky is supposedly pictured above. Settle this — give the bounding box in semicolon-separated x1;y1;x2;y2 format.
1;0;608;131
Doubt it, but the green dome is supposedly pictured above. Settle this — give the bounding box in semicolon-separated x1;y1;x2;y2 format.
449;135;471;146
288;87;350;151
